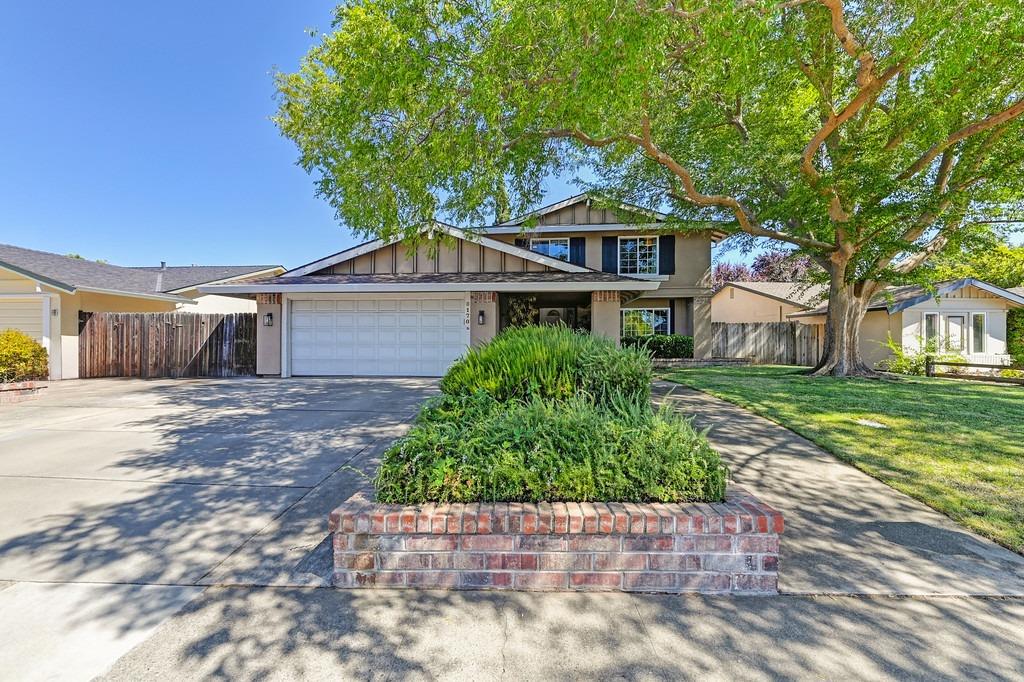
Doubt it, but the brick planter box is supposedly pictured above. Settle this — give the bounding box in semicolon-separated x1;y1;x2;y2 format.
0;380;47;405
329;487;782;594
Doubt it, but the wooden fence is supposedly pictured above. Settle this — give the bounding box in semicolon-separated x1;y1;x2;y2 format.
711;322;822;366
78;312;257;379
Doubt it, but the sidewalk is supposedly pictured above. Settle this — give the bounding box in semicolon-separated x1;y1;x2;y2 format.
654;382;1024;596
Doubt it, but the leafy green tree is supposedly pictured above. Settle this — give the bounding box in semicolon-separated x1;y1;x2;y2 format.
275;0;1024;376
929;242;1024;290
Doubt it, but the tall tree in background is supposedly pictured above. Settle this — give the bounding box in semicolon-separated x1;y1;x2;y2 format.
929;242;1024;290
711;262;754;291
750;251;817;282
275;0;1024;376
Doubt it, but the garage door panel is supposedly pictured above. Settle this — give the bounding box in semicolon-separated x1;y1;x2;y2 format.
290;296;468;377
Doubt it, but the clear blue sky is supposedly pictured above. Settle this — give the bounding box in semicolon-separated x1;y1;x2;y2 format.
0;2;581;269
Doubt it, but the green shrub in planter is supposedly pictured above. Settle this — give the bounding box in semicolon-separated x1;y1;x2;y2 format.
375;392;727;504
622;334;694;359
0;329;48;383
441;325;651;406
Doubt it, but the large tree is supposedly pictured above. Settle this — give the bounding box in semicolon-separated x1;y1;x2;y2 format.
275;0;1024;376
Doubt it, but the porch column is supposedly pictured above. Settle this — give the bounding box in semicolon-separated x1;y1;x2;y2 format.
470;292;498;346
693;294;712;359
256;293;282;376
591;290;621;346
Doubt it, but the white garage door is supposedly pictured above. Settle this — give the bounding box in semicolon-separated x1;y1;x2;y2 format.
289;296;469;376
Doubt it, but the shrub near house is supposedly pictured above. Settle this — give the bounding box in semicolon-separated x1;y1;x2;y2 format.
0;329;48;383
376;325;725;503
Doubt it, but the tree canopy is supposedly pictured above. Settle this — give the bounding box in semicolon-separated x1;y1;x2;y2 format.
929;242;1024;290
275;0;1024;374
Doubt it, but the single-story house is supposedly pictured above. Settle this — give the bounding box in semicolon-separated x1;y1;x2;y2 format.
204;194;723;377
712;281;828;323
790;278;1024;367
0;242;282;379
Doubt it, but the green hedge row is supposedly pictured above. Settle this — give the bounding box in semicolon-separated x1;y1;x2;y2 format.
621;334;694;359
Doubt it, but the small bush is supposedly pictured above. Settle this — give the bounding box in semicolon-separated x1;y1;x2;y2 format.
0;329;48;383
441;325;651;406
1008;309;1024;366
876;333;963;375
375;392;727;504
622;334;694;359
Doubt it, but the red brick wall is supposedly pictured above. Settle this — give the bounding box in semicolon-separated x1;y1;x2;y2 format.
330;488;782;594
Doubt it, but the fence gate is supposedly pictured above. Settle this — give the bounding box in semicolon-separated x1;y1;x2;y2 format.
78;312;257;378
711;322;822;366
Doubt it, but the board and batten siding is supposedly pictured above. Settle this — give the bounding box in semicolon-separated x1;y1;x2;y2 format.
318;241;554;276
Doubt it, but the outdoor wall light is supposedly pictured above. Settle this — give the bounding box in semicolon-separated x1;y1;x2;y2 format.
477;310;486;325
263;312;274;327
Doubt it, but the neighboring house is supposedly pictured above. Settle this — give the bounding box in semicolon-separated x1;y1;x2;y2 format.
791;278;1024;367
205;194;722;377
0;242;282;379
712;281;827;323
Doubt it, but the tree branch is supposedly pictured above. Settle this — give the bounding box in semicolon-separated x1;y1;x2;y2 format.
898;97;1024;180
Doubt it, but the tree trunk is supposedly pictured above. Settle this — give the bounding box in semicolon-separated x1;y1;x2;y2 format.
810;270;880;378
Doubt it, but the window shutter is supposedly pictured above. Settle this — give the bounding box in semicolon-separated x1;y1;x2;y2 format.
514;238;529;249
659;235;676;275
602;237;618;273
569;237;586;266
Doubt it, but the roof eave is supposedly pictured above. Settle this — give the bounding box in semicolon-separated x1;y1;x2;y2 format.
0;260;76;293
76;286;195;304
200;280;661;295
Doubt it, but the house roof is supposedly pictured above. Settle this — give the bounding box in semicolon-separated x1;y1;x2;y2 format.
482;192;729;241
794;278;1024;317
719;281;827;308
283;222;593;278
201;271;662;295
131;265;284;292
0;242;281;302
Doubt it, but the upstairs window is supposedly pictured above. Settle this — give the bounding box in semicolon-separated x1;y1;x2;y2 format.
529;238;570;261
619;236;659;275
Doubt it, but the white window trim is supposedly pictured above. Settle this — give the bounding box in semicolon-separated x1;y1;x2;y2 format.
970;311;987;355
621;307;671;336
617;235;659;276
529;237;571;262
944;313;968;353
923;312;940;348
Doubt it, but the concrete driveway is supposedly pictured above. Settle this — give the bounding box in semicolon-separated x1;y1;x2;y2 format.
0;377;437;681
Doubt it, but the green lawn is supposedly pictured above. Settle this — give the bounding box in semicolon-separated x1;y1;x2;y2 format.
663;365;1024;554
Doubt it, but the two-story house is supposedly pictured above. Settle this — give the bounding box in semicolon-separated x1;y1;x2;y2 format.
205;195;720;377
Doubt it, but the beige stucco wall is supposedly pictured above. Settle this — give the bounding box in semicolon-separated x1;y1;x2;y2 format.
712;286;805;323
256;301;282;375
591;294;621;345
177;293;257;314
469;293;498;347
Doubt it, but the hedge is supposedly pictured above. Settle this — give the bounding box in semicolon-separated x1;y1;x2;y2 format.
621;334;694;359
1008;309;1024;366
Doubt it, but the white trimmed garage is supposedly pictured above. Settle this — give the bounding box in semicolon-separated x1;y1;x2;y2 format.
287;294;470;377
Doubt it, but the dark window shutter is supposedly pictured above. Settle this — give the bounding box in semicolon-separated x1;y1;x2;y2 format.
659;235;676;275
514;238;529;249
601;236;618;273
569;237;586;266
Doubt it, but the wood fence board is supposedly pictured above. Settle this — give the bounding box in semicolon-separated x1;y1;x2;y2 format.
78;312;257;379
711;322;821;366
